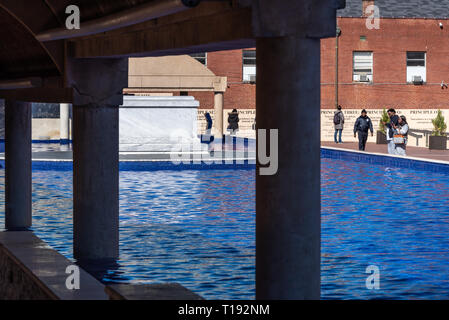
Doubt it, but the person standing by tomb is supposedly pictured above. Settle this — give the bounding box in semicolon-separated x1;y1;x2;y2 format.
384;108;400;154
334;105;345;144
202;112;214;146
392;115;409;156
204;112;213;135
227;109;240;136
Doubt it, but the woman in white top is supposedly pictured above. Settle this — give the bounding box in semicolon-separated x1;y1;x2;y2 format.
393;115;409;156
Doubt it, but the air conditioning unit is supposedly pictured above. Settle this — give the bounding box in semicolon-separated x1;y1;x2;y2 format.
249;75;256;83
359;74;370;82
412;75;423;85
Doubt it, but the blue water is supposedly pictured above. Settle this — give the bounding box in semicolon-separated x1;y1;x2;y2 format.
0;157;449;299
321;159;449;299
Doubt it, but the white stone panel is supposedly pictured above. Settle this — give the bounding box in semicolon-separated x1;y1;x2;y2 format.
120;96;205;152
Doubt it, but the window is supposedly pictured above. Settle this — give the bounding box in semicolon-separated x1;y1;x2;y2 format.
353;51;373;83
189;52;207;65
407;52;426;84
243;50;256;83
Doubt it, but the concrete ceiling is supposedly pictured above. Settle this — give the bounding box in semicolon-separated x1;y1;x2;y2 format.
0;0;255;102
0;0;162;80
0;1;252;80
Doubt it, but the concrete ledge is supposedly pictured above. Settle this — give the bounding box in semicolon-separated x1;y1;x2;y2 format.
0;231;107;300
105;283;204;300
321;146;449;174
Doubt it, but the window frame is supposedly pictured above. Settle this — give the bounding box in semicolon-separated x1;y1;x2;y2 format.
353;51;373;83
189;52;207;66
406;51;426;84
242;49;256;83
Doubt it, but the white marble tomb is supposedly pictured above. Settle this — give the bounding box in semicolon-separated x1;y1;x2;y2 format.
119;95;206;152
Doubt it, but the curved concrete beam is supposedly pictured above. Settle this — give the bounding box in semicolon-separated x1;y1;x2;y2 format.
36;0;200;42
0;78;42;90
0;4;63;75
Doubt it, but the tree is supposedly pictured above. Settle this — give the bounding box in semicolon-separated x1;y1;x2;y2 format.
432;109;447;136
379;109;390;134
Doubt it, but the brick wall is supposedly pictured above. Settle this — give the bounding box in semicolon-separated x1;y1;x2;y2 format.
192;18;449;113
322;17;449;110
193;49;256;110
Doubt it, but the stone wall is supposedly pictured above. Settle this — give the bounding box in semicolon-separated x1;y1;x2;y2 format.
32;119;61;140
0;245;54;300
10;107;447;145
197;108;256;138
0;101;63;141
0;232;108;300
321;108;449;147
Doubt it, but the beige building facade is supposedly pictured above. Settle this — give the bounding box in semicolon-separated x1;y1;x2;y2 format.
322;109;448;147
126;56;230;137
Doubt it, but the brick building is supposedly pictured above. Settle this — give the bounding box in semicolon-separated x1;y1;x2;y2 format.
191;50;256;111
191;0;449;143
18;0;449;141
189;50;257;137
322;0;449;110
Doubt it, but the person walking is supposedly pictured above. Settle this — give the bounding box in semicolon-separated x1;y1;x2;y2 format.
204;112;213;134
227;109;240;136
201;112;214;143
334;105;345;144
353;109;374;151
393;115;409;156
384;108;400;155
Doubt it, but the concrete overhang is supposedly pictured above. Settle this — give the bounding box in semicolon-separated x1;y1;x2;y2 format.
126;55;228;93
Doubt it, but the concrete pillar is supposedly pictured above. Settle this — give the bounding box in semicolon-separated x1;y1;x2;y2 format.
73;105;119;262
67;57;128;263
256;36;321;299
5;100;32;231
60;103;70;144
214;92;224;137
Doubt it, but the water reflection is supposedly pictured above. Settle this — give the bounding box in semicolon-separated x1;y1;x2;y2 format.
0;157;448;299
0;168;256;300
321;158;449;299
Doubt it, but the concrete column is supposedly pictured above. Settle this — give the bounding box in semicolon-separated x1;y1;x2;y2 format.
214;92;224;137
73;105;119;262
256;36;321;299
60;103;70;144
67;57;128;263
5;100;32;231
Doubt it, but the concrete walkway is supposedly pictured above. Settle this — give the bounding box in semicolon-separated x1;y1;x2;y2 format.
321;141;449;162
0;150;256;163
3;142;446;163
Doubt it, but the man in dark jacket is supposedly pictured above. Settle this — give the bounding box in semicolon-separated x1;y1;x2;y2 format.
227;109;240;136
202;112;214;144
354;109;374;151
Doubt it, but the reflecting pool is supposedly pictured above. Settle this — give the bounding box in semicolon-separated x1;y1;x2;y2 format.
0;156;449;299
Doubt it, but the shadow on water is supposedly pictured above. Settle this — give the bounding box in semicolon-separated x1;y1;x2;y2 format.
75;259;128;283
